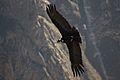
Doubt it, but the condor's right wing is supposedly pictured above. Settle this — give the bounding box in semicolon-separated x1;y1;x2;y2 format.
46;4;72;35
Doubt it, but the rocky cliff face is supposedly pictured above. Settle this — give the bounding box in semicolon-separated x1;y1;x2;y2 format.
0;0;119;80
82;0;120;80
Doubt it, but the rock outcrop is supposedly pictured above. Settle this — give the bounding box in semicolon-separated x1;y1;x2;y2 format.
1;0;119;80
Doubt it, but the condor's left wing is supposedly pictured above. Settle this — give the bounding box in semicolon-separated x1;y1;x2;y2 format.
66;40;84;76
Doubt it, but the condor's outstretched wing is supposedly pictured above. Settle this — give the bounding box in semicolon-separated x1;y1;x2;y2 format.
46;4;72;35
46;4;84;77
67;40;84;76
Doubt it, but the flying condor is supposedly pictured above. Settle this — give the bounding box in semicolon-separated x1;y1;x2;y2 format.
46;4;84;77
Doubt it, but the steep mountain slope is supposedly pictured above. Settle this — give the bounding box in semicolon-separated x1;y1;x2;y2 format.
1;0;119;80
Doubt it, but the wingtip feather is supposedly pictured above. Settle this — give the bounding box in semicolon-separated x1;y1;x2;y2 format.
71;64;85;77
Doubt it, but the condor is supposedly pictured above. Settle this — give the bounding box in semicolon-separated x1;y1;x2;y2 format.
46;4;84;77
